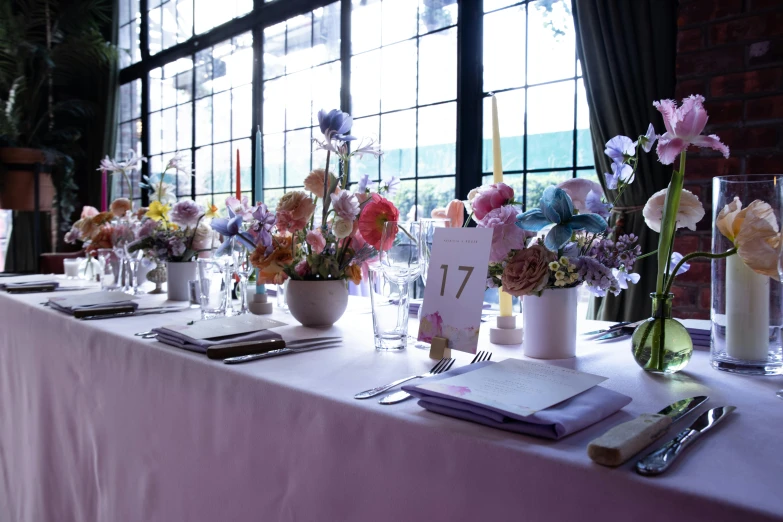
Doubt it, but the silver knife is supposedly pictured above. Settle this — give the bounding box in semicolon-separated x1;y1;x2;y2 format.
80;307;190;320
636;406;736;476
587;396;709;467
222;339;341;364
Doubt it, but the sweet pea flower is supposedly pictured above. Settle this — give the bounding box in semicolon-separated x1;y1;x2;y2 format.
471;183;515;221
640;123;658;153
604;135;635;165
604;161;634;190
653;95;730;165
669;252;690;275
612;268;640;289
516;187;607;252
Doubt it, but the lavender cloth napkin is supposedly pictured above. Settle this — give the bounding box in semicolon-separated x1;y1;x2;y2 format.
402;361;632;440
48;300;139;315
0;280;59;291
151;327;283;354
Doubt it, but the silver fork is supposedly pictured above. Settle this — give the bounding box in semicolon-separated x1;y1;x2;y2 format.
354;357;455;399
378;350;491;405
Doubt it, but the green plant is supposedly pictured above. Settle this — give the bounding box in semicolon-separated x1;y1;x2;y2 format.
0;0;115;235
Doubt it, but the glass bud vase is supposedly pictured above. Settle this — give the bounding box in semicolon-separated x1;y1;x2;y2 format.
631;293;693;374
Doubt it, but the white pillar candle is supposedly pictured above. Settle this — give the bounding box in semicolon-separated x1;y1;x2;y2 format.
725;254;770;360
63;258;81;279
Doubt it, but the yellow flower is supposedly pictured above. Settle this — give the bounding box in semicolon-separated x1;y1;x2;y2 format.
204;202;219;219
145;200;170;222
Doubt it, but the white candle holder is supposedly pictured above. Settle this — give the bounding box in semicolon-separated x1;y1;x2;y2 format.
248;290;274;315
489;315;523;345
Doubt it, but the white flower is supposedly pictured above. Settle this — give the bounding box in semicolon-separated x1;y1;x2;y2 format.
165;152;191;175
642;188;705;233
332;217;353;239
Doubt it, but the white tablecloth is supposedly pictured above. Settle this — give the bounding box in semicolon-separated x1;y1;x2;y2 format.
1;280;782;522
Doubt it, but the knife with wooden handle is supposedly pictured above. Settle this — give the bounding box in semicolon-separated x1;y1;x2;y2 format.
587;396;708;467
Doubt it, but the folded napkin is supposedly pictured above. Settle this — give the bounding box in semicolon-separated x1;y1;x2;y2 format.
0;280;59;291
49;300;139;316
151;327;283;354
403;361;632;440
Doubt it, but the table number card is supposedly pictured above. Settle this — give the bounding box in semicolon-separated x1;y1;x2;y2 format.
417;227;493;354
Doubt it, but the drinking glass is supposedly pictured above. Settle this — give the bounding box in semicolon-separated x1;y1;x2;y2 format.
125;246;146;295
111;220;135;293
96;248;120;291
371;221;423;350
414;218;450;348
232;245;254;315
197;258;230;319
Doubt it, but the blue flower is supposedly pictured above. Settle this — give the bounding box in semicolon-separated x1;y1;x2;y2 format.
317;109;355;142
211;206;257;256
516;186;608;251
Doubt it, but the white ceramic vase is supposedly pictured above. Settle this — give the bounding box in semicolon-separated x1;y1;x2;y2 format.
166;261;197;301
286;279;349;327
523;286;578;359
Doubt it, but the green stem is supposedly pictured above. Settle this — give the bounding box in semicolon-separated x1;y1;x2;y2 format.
463;211;474;227
663;248;737;296
636;249;658;261
322;150;331;224
655;151;687;294
123;171;133;206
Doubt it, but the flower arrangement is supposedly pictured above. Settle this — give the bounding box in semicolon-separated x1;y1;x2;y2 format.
210;109;399;286
129;199;216;262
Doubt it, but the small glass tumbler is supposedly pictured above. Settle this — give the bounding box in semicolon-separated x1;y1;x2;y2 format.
369;267;410;351
187;280;202;308
197;258;230;320
96;249;120;291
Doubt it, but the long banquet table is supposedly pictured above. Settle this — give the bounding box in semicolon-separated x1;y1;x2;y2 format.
1;279;782;522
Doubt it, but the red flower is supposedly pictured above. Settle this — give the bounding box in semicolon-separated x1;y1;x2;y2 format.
358;194;399;250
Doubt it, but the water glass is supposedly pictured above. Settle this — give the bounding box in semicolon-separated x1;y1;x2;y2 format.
197;258;230;319
187;280;201;308
97;248;120;291
369;267;410;350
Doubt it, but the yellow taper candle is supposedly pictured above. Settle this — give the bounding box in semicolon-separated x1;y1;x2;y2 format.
491;95;503;183
492;95;513;317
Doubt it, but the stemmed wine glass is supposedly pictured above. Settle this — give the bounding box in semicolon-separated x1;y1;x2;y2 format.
125;245;146;295
111;220;135;294
232;243;253;315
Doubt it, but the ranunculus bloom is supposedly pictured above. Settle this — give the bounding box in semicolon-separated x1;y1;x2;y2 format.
250;235;294;284
471;183;514;221
275;191;316;233
332;217;354;239
331;190;360;220
303;169;339;199
500;244;556;296
81;206;99;219
431;199;465;227
170;200;204;227
306;229;327;253
358;194;399;250
653;95;730;165
477;206;529;263
110;198;132;218
717;197;780;278
191;223;214;253
642;188;705;233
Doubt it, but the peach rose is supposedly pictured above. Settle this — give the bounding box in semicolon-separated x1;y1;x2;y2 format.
303;169;339;199
500;244;556;296
643;188;705;233
110;198;132;218
275;191;316;233
250;235;294;284
431;199;465;228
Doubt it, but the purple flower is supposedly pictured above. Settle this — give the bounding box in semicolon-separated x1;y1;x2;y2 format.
477;206;529;263
170;200;203;227
640;123;658;153
168;236;186;257
585;190;612;219
612;268;640;290
669;252;690;275
576;256;621;296
137;218;159;239
604;135;635;165
331;190;360;220
249;203;275;253
379;176;399;197
357;174;371;193
604;162;634;190
318;109;355;142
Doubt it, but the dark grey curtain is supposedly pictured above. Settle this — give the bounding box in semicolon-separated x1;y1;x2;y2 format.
573;0;678;321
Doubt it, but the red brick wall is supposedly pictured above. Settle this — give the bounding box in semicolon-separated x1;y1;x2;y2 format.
672;0;783;319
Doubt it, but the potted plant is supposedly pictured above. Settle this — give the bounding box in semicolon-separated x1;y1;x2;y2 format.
0;0;115;231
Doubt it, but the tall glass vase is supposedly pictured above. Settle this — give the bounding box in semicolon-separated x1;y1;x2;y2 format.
711;175;782;375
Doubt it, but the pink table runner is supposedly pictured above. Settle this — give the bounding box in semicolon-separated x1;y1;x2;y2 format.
0;286;781;522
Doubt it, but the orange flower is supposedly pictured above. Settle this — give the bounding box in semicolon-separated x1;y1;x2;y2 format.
85;225;114;255
303;169;340;199
276;191;316;233
358;194;399;250
110;198;132;217
345;264;362;285
250;235;295;284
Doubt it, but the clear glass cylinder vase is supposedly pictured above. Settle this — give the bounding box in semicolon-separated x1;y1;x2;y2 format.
711;175;782;375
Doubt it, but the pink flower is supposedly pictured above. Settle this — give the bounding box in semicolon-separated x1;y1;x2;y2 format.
81;206;99;219
226;196;256;221
471;183;514;221
643;188;705;233
306;229;326;253
418;312;444;343
275;191;316;233
358;194;399;250
477;206;529;263
294;260;311;277
330;190;360;220
430;200;465;227
652;95;730;165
